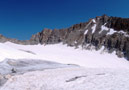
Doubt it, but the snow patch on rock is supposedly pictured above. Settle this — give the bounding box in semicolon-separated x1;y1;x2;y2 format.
84;30;88;35
92;24;97;34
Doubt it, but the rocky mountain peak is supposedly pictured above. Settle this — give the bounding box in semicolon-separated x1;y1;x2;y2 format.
0;15;129;59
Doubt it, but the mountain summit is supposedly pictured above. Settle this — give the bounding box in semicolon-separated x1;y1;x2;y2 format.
0;15;129;59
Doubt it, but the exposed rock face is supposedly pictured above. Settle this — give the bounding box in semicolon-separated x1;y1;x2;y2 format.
0;34;31;45
0;15;129;59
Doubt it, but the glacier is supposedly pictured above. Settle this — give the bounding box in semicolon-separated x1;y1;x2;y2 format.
0;42;129;90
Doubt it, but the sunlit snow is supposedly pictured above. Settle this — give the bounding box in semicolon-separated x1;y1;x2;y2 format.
0;42;129;68
0;42;129;90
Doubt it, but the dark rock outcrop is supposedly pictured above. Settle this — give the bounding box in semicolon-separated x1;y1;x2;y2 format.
0;15;129;59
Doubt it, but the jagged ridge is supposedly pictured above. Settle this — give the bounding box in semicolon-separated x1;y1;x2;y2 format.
0;15;129;59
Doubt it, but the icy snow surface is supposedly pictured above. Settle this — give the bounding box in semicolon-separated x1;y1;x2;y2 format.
0;59;77;75
0;42;129;90
0;42;129;68
1;67;129;90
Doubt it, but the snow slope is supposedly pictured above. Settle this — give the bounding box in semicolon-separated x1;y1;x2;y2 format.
1;67;129;90
1;42;129;90
0;42;129;68
0;59;77;75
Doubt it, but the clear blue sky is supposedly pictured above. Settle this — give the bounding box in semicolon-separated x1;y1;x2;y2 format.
0;0;129;40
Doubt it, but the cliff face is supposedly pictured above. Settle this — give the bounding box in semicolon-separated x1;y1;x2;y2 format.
1;15;129;59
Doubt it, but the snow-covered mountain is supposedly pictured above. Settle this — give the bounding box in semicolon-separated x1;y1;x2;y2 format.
1;15;129;60
0;15;129;90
